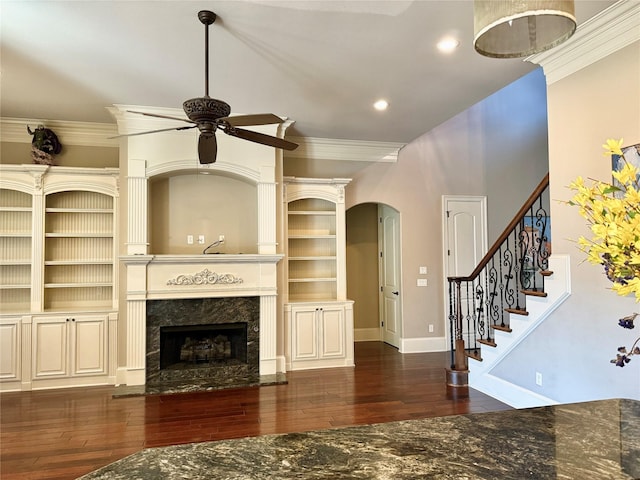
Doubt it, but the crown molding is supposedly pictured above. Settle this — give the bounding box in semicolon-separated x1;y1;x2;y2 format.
527;0;640;84
1;117;119;148
285;136;403;163
1;116;403;163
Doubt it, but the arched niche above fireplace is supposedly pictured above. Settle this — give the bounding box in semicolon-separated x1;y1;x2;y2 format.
148;171;258;255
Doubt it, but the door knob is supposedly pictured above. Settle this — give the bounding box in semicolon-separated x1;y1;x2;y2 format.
392;291;399;295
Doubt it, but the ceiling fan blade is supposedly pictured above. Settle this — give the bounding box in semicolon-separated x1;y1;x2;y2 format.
127;110;196;125
198;132;218;164
109;125;197;139
220;113;284;127
224;127;298;151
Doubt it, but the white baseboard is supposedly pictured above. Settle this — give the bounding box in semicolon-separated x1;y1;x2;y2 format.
354;328;380;342
115;367;129;386
275;355;287;374
470;372;559;409
400;336;447;353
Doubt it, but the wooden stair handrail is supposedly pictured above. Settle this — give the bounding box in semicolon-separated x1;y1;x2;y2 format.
448;173;549;283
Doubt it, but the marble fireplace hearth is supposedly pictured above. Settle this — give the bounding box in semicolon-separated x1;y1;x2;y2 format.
115;296;286;397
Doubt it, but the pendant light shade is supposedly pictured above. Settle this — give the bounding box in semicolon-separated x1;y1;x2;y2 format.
473;0;576;58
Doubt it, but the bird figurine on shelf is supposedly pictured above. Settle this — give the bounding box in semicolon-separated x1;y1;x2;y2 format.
27;125;62;165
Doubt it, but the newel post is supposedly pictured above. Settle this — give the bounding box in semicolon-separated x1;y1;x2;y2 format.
454;280;468;371
446;279;469;397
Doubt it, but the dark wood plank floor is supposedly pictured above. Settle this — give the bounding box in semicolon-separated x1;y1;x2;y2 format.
0;342;511;479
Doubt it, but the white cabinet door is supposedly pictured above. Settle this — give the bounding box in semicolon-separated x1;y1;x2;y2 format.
33;316;69;378
291;308;318;361
33;314;107;379
0;318;21;381
287;301;353;370
319;306;345;358
72;315;106;376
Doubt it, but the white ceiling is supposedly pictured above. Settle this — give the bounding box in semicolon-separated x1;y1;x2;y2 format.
1;0;615;144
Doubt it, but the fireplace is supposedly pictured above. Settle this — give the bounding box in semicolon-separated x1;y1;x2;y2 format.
146;297;259;388
113;105;290;389
160;323;248;370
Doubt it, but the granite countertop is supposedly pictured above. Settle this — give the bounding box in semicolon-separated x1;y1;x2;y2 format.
80;398;639;480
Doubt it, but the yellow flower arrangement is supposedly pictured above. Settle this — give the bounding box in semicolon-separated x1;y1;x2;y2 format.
567;138;640;367
567;138;640;301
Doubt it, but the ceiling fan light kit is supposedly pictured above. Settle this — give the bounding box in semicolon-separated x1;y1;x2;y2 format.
116;10;297;164
473;0;576;58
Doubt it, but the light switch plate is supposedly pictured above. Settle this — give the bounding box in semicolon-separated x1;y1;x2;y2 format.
417;278;428;287
419;266;427;275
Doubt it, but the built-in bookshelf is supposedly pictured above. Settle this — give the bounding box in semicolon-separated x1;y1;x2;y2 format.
44;191;115;311
287;198;338;301
0;165;119;392
0;189;33;312
283;177;354;371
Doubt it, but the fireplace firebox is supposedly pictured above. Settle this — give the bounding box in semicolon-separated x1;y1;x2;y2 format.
160;323;248;370
146;297;260;389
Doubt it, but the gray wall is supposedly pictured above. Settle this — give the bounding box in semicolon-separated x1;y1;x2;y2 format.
285;68;549;345
491;42;640;402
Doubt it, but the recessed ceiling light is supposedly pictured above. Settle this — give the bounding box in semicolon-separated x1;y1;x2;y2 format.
437;37;460;53
373;99;389;111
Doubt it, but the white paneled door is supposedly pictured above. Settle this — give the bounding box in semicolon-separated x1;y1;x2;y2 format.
442;196;488;346
379;204;402;348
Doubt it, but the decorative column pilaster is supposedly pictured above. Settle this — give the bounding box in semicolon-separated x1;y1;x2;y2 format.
260;294;278;375
126;159;148;255
30;174;45;312
258;181;277;254
123;256;152;386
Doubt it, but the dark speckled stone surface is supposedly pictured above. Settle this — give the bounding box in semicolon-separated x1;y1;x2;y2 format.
80;398;639;480
146;297;260;389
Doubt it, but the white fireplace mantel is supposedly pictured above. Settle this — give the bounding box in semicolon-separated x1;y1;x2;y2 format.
121;254;283;300
111;105;292;387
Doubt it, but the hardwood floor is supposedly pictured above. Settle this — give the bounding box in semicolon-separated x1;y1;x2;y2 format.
0;342;511;479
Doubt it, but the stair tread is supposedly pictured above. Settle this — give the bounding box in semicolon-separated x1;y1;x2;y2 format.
464;351;482;362
522;289;548;297
478;339;497;347
492;324;512;333
505;308;529;316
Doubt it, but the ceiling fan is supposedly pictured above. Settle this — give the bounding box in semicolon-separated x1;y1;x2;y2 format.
117;10;298;164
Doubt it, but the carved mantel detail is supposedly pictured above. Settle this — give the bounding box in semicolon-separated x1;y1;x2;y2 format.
166;268;243;286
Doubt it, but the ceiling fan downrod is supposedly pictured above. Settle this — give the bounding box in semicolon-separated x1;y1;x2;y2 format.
198;10;217;98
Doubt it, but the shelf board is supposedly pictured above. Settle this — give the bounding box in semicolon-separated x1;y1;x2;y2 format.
0;260;32;265
45;260;113;265
45;233;114;238
45;208;113;213
0;284;31;289
289;277;337;283
288;296;339;303
288;256;337;261
44;282;113;288
288;235;336;239
0;207;32;212
0;233;32;238
288;210;335;216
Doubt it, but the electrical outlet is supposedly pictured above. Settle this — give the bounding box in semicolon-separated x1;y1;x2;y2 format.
219;235;225;242
198;235;205;244
428;324;434;333
535;372;543;386
419;266;427;275
187;235;194;245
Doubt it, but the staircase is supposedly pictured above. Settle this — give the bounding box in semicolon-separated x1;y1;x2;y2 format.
447;174;571;408
467;254;570;407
